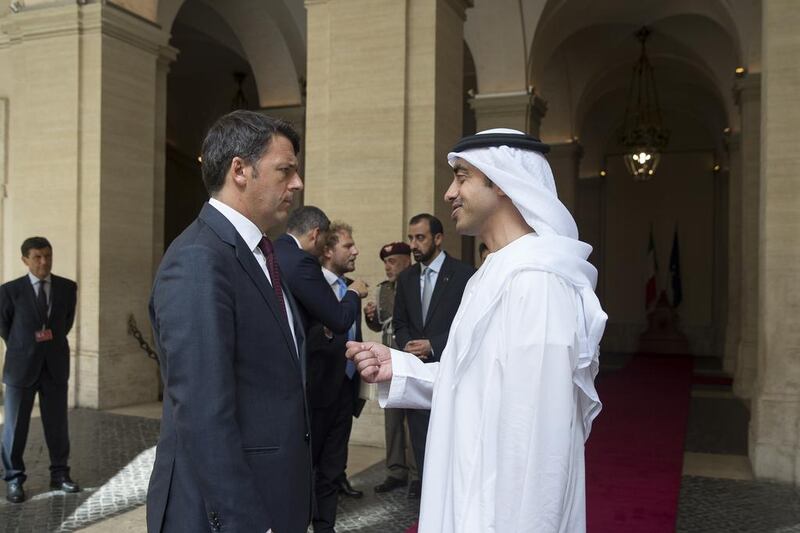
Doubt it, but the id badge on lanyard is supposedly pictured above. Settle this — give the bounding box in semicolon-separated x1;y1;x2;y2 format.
35;325;53;343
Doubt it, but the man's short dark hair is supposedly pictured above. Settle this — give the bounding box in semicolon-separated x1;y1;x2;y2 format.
21;236;52;257
200;110;301;195
286;206;330;236
409;213;444;236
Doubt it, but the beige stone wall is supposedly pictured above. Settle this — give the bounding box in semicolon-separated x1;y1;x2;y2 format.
0;3;168;408
733;75;761;398
305;0;470;445
749;0;800;485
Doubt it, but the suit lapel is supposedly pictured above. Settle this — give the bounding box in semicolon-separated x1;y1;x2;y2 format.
234;237;300;368
199;203;301;370
284;284;306;383
23;276;48;326
424;254;454;326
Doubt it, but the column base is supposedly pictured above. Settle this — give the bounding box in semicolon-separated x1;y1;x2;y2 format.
750;393;800;484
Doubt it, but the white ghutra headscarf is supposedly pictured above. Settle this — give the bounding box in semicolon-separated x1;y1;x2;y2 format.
447;128;608;436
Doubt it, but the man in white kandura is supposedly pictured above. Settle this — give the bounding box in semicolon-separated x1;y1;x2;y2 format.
346;129;608;533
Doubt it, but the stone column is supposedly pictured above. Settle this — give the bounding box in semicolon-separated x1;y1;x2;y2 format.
0;97;7;283
304;0;472;446
749;0;800;484
1;2;170;408
733;73;761;399
723;133;741;374
153;46;178;278
547;141;582;213
576;175;605;299
469;90;547;138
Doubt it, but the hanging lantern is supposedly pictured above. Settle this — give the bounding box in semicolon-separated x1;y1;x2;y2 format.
618;27;670;180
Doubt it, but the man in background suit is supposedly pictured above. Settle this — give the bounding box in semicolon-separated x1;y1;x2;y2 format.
0;237;79;504
393;214;474;496
364;242;418;495
303;222;366;532
147;111;310;533
275;207;368;502
274;206;368;337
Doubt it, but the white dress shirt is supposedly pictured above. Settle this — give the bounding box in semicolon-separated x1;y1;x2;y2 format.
419;250;446;300
208;198;298;352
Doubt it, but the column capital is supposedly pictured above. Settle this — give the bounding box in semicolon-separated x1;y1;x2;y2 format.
469;90;547;136
443;0;474;20
469;90;546;116
547;140;583;159
1;2;169;55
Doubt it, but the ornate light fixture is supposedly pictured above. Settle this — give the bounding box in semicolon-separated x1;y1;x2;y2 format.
619;27;670;180
231;72;250;111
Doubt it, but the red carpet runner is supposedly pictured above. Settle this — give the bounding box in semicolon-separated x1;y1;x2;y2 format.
586;355;694;532
405;355;693;533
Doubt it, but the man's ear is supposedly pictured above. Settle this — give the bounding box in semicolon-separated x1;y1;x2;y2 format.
434;233;444;247
230;157;249;188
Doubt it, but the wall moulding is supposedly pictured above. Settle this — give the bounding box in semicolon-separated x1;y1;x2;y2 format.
0;2;169;54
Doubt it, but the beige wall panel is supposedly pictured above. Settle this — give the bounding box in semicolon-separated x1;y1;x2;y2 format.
750;0;800;484
96;27;163;408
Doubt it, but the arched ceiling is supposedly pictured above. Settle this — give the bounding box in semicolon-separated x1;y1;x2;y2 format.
526;0;749;147
157;0;306;107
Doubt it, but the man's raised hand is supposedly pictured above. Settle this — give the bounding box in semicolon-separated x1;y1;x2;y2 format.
345;341;392;383
348;279;369;298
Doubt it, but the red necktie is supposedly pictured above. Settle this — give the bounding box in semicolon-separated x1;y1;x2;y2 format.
257;237;287;321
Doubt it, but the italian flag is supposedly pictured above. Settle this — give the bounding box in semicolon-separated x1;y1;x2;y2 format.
645;225;658;311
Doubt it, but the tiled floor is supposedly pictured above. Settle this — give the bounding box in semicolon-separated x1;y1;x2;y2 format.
2;363;800;532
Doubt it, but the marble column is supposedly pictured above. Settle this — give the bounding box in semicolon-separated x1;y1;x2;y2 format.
733;73;761;399
469;90;547;138
0;2;170;408
749;0;800;484
304;0;472;446
723;133;741;374
547;141;582;213
0;97;7;283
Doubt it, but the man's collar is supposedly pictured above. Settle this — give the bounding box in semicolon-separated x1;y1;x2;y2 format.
28;272;51;284
208;197;263;252
288;233;303;249
424;250;447;273
321;266;339;286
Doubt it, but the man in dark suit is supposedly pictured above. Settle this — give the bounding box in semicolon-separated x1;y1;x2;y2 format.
0;236;79;504
147;111;310;533
393;213;474;496
299;222;366;532
274;206;368;337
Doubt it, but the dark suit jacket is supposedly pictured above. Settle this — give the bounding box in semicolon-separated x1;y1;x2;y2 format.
0;274;77;387
393;253;475;363
305;285;365;416
274;233;360;334
147;203;311;533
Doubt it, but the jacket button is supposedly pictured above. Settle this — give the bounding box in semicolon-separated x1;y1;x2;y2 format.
304;433;310;442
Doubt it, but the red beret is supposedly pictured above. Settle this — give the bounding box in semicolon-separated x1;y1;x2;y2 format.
379;242;411;260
